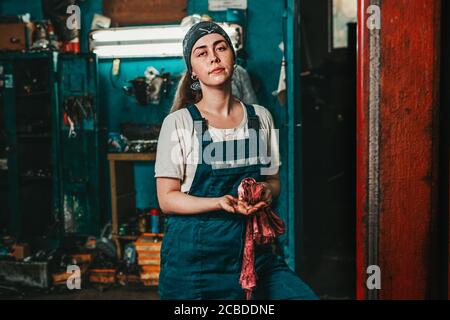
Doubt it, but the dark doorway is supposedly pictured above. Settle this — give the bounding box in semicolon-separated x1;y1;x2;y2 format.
296;0;357;299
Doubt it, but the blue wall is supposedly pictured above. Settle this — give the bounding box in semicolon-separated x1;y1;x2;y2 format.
98;57;185;209
1;1;291;258
0;0;43;20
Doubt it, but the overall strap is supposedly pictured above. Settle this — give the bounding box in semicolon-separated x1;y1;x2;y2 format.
186;104;203;121
243;103;261;158
244;103;260;131
187;104;208;137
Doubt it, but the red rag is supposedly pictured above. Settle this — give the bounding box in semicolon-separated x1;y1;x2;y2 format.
237;177;285;300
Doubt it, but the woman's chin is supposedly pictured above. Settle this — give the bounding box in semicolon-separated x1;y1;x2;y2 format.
205;75;231;87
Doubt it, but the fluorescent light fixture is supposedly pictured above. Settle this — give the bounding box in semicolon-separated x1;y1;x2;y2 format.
93;43;182;58
90;23;243;59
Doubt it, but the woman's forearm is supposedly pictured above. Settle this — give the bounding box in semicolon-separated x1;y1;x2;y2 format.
263;175;281;200
159;190;221;215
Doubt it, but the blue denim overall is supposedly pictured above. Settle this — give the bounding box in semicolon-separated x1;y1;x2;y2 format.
158;103;318;300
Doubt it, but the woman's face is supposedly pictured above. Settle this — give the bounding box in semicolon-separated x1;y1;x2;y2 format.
190;33;234;88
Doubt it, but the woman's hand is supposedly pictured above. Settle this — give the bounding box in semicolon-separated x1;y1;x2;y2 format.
217;195;238;214
217;196;261;216
218;184;272;216
257;182;273;207
238;182;273;214
234;199;260;216
156;176;277;216
218;181;274;216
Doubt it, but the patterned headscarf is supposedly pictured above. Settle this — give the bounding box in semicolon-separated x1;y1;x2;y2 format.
182;21;236;74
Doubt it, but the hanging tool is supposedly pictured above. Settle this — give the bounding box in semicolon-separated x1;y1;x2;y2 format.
62;95;94;138
67;114;76;138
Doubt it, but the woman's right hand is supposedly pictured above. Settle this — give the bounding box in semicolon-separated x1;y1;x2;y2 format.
217;195;238;214
217;195;261;216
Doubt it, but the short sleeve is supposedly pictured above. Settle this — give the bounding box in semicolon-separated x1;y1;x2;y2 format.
257;106;281;176
154;114;185;180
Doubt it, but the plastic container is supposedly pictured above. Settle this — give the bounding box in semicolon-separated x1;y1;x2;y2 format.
149;208;160;234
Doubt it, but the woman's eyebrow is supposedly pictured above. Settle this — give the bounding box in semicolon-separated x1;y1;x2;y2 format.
193;40;227;52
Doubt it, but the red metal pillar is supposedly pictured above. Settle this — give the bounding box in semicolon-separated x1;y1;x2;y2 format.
357;0;441;299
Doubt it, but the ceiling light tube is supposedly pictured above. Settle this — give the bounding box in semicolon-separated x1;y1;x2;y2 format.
90;23;243;59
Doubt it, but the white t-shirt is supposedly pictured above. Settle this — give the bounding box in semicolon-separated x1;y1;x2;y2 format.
154;101;281;193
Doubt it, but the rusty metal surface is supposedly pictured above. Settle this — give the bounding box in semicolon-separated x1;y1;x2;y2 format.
357;0;441;299
356;0;370;300
367;0;382;301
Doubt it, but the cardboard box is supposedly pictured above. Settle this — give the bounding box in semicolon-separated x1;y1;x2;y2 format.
12;243;30;261
0;23;34;51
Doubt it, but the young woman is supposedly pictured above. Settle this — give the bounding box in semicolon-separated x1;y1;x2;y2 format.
154;21;317;300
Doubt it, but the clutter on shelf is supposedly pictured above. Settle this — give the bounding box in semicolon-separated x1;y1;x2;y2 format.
0;18;63;53
0;216;164;291
118;208;164;237
108;123;161;153
42;0;80;53
122;66;173;106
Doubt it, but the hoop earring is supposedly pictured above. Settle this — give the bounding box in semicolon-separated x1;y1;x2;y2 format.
190;81;201;91
190;74;201;91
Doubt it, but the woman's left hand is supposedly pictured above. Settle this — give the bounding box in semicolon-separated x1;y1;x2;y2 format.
248;182;273;213
261;181;273;203
231;181;273;216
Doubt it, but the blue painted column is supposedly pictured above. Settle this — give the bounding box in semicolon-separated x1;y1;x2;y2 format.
284;0;300;270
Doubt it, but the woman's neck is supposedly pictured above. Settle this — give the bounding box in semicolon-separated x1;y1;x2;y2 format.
197;82;235;116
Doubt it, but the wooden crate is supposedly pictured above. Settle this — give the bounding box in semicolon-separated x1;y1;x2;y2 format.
135;234;162;285
103;0;187;26
134;234;162;251
140;267;160;286
89;269;117;284
138;258;160;266
12;243;30;261
116;272;141;284
141;278;159;286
